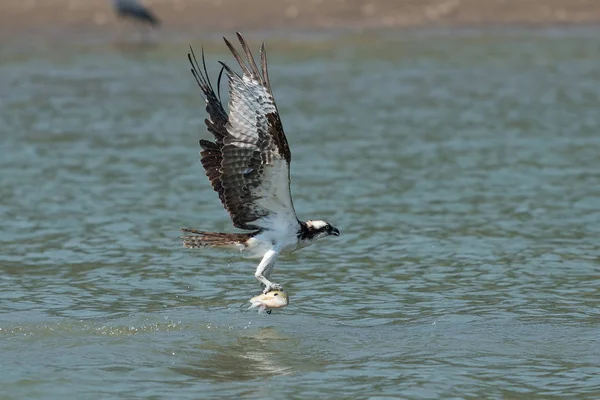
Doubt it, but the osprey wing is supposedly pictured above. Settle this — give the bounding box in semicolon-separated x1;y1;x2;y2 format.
188;33;296;230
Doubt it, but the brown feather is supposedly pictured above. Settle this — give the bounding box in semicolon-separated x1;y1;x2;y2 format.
223;36;251;78
260;43;271;93
180;228;257;248
236;32;262;82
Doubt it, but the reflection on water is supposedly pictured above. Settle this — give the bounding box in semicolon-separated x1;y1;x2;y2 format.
1;28;600;398
173;328;294;382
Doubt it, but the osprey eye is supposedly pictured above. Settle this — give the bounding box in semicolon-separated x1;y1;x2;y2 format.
273;293;279;296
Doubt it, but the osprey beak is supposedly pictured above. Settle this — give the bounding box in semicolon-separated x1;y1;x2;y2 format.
332;227;340;236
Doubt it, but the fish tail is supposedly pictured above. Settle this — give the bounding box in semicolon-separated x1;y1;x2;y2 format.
180;228;255;249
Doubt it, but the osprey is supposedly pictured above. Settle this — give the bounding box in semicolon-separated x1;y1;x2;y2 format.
181;33;340;294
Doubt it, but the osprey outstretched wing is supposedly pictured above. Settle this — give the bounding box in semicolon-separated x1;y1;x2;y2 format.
182;33;339;294
188;33;296;231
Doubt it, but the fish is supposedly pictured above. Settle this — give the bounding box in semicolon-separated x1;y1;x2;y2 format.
248;290;289;314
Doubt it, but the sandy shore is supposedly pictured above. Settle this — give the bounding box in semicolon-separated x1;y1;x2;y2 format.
2;0;600;41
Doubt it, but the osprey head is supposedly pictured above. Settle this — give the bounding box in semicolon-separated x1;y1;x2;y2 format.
299;220;340;242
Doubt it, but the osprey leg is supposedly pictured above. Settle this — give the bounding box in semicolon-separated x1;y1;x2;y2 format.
255;249;282;293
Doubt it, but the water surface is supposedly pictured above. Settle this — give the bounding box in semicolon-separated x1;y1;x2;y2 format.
1;29;600;398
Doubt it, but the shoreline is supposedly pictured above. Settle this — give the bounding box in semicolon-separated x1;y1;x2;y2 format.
2;0;600;43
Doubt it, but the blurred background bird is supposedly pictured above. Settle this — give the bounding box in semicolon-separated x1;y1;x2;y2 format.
113;0;160;27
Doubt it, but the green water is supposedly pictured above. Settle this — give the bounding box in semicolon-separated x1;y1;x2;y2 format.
1;29;599;398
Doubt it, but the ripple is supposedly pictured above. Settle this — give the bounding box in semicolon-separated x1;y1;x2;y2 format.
1;29;600;398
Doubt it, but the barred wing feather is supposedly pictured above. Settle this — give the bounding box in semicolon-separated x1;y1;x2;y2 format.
188;33;297;231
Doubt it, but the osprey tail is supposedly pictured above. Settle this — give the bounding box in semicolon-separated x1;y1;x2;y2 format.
180;228;255;249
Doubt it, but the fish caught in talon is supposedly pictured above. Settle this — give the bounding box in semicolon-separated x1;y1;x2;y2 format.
248;290;289;313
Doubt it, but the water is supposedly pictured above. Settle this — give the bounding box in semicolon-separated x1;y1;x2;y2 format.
1;29;600;398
